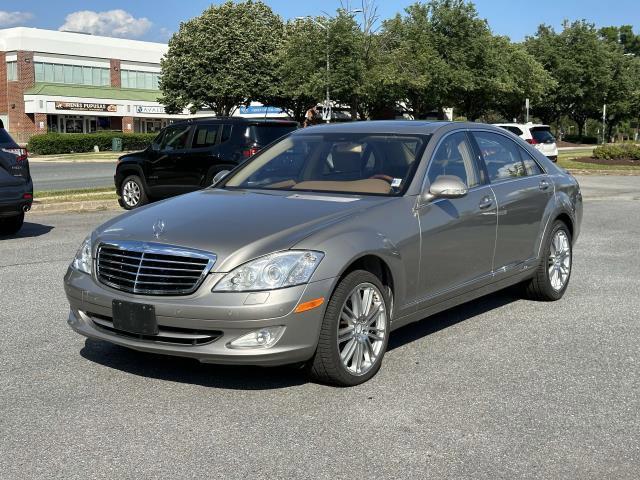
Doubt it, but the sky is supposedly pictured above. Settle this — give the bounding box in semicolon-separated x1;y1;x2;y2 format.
0;0;638;43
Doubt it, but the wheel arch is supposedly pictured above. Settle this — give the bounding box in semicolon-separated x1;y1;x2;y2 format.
115;163;146;191
330;254;396;318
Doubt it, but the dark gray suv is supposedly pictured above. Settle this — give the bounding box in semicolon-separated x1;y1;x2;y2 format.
65;121;582;386
0;120;32;236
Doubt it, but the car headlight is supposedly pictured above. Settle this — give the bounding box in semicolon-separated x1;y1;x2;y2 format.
72;236;92;274
213;251;324;292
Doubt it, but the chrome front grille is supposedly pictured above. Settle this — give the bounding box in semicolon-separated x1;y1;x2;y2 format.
96;241;216;296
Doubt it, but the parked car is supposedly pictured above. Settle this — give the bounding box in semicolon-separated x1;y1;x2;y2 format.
494;123;558;162
65;121;582;386
114;117;298;210
0;120;32;236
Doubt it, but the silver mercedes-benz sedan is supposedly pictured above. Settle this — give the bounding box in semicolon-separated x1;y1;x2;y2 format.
64;121;582;386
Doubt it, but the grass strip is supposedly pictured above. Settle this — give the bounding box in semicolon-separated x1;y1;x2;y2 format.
35;187;117;203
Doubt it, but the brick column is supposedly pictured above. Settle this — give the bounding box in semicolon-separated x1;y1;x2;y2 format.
7;50;36;143
0;52;7;116
34;113;47;134
122;116;134;133
110;59;121;88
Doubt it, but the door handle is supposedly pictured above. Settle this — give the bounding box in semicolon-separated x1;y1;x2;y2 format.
478;196;493;210
539;179;551;191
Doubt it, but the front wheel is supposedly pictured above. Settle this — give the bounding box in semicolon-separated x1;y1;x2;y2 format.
524;220;572;301
0;213;25;236
308;270;390;386
119;175;148;210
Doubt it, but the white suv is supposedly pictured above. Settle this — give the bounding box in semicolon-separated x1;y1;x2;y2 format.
494;123;558;162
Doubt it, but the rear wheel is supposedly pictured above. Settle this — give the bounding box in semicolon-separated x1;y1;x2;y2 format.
524;220;572;301
0;213;24;236
308;270;390;386
119;175;148;210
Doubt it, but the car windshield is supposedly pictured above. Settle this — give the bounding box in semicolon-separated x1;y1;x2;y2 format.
224;132;430;196
530;127;555;143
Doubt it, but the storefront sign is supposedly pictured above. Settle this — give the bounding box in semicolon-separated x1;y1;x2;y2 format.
136;105;166;115
238;105;283;115
55;102;118;112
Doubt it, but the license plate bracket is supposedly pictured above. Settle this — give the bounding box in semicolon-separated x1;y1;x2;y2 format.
112;300;158;335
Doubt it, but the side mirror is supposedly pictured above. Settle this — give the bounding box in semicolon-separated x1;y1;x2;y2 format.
212;170;230;185
423;175;468;202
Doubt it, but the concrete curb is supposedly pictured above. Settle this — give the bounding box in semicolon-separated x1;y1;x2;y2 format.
30;199;120;214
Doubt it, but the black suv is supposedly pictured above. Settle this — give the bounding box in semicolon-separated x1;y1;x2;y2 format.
0;120;32;235
115;117;298;209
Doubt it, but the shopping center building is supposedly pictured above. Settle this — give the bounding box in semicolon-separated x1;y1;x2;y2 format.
0;27;289;144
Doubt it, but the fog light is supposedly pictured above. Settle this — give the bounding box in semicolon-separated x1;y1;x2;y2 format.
227;326;286;349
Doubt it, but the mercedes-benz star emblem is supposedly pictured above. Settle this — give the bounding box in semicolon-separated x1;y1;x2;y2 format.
152;219;166;239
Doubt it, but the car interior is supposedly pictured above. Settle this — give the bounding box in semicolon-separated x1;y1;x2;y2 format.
227;134;428;195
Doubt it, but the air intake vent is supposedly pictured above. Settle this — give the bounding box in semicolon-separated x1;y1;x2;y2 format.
96;242;216;296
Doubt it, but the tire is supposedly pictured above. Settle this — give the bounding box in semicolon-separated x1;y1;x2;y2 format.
308;270;391;387
119;175;148;210
0;213;25;236
524;220;572;301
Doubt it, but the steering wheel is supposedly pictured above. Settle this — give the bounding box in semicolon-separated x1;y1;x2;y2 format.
369;174;395;184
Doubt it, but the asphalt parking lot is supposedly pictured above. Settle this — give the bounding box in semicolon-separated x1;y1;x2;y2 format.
30;161;115;191
1;175;638;479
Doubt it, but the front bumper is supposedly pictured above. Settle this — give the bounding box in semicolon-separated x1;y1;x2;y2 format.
64;268;335;366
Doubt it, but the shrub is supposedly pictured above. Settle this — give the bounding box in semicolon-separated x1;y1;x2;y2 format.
562;134;599;145
593;143;640;160
28;132;156;155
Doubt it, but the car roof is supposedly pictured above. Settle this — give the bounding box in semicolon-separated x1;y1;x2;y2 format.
171;117;298;127
494;123;550;128
294;120;455;135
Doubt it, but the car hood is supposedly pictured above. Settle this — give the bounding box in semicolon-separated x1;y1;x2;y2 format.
94;188;391;272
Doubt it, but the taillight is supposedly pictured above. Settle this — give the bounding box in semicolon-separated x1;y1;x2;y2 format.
526;139;538;145
242;146;260;158
2;147;28;162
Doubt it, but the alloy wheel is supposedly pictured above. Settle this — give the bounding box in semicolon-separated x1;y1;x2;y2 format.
122;180;141;208
548;230;571;291
337;283;387;376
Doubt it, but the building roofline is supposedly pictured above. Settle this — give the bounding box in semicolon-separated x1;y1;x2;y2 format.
0;27;167;64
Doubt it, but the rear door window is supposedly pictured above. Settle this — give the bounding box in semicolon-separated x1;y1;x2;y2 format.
246;125;296;145
192;124;220;149
499;126;524;136
473;131;527;181
530;127;555;144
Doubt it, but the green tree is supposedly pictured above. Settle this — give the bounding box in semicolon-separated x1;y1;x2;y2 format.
526;21;618;137
600;25;640;56
269;18;326;122
493;40;556;121
375;4;445;118
159;0;283;116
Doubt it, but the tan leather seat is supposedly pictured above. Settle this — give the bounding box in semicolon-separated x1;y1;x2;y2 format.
292;179;391;195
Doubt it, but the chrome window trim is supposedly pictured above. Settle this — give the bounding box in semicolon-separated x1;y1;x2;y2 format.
95;241;216;296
